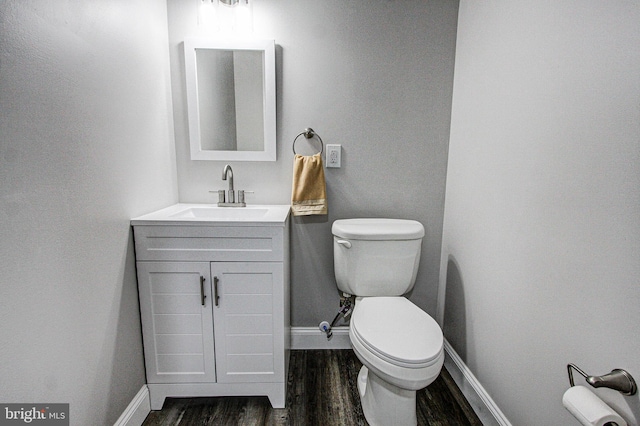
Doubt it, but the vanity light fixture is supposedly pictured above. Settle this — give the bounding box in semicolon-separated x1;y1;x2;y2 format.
201;0;249;7
199;0;252;35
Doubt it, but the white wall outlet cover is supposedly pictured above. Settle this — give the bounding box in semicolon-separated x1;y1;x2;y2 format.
326;144;341;168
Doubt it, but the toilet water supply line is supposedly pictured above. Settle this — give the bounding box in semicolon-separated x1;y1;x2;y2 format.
319;301;353;340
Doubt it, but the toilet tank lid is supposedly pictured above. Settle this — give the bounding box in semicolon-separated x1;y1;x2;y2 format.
332;218;424;240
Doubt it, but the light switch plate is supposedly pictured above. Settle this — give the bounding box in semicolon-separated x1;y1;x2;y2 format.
326;144;341;168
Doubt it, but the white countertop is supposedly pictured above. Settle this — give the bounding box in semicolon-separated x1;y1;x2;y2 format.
131;203;291;226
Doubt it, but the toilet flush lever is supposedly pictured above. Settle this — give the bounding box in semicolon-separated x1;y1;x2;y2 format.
336;240;352;249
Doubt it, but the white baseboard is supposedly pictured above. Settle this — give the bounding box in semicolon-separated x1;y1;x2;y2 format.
290;326;351;349
117;336;506;426
115;328;350;424
113;385;151;426
444;339;512;426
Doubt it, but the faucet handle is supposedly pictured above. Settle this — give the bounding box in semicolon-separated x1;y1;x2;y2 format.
209;190;226;203
237;191;254;204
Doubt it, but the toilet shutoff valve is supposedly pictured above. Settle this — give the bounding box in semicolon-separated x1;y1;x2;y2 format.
319;321;332;339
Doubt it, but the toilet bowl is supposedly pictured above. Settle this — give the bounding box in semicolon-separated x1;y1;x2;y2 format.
349;296;444;426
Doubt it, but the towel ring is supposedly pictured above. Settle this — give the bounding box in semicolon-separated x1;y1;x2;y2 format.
292;128;323;155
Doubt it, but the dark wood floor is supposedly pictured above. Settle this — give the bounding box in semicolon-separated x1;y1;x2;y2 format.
143;350;483;426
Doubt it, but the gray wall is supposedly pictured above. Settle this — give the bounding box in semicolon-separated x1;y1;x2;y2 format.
441;1;640;424
0;1;177;424
168;0;460;325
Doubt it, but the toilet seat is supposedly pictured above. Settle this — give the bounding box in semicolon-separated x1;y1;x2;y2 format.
350;297;443;369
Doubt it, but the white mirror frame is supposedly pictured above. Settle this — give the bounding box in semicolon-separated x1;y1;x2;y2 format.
184;38;276;161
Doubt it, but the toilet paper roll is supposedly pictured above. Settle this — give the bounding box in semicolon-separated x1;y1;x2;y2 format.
562;385;627;426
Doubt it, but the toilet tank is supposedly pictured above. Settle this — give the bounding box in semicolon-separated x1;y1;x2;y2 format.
332;218;425;297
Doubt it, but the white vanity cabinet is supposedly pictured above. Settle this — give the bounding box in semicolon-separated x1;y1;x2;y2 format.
131;205;290;410
136;261;217;385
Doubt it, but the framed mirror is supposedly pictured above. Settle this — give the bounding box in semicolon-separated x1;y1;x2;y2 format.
184;38;276;161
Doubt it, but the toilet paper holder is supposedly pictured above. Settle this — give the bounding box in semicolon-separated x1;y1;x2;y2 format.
568;363;637;396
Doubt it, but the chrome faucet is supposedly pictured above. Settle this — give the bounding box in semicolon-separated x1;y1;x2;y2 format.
215;164;246;207
222;164;235;203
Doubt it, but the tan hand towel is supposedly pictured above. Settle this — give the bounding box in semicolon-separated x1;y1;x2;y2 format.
291;153;328;216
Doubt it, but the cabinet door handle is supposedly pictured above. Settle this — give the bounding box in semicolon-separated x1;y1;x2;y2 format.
200;276;206;306
213;276;220;306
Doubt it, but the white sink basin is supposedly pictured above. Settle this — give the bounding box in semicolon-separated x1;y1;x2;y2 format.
131;203;290;225
170;206;269;220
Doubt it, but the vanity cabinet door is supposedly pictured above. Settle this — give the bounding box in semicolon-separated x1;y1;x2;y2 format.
211;262;284;383
137;262;216;384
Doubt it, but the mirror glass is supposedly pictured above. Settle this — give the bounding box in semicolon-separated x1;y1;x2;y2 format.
184;39;276;161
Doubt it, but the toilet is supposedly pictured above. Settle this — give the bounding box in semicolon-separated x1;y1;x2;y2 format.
332;218;444;426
